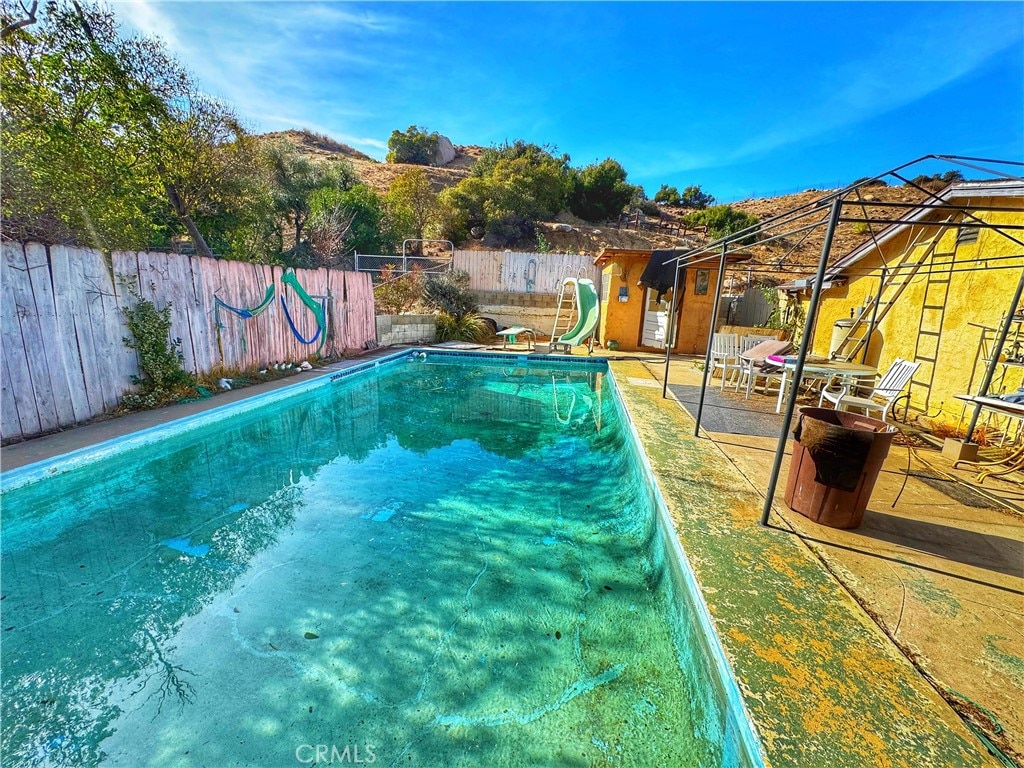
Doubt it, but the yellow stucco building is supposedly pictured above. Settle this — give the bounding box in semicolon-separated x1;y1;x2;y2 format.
785;180;1024;426
595;248;750;354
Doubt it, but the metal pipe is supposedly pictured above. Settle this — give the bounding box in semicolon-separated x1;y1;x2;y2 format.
862;266;885;364
694;244;729;437
661;257;684;399
844;200;1024;213
838;217;1024;231
760;198;844;526
963;269;1024;441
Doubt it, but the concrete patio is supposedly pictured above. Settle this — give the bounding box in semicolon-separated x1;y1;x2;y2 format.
622;353;1023;766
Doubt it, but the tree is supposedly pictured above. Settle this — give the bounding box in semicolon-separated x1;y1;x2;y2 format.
151;92;254;258
682;205;759;243
1;0;37;38
567;158;637;222
262;141;356;254
306;183;393;266
1;1;171;246
654;185;682;205
386;168;440;246
680;185;715;209
386;125;439;165
0;1;265;258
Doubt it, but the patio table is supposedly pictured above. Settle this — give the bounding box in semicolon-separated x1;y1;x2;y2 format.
774;359;877;413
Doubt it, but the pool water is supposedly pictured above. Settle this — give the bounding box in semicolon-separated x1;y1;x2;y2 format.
1;353;756;767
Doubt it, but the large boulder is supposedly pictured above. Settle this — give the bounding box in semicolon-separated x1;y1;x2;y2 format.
433;135;457;166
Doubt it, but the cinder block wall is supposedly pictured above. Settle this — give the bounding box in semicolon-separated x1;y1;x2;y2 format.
376;314;437;346
473;291;560;336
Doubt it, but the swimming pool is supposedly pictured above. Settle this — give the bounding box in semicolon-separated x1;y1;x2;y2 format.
1;350;761;767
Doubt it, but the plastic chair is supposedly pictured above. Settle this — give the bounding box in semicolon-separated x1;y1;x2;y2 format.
818;358;920;422
710;333;741;389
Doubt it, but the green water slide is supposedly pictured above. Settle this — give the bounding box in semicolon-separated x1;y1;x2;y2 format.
558;278;600;347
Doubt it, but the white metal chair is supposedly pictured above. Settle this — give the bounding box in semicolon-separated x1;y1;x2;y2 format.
740;334;767;355
818;357;920;422
710;333;741;389
736;339;792;396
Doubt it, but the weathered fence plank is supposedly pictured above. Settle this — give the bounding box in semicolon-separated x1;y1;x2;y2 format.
1;242;42;437
106;250;141;401
0;347;22;439
25;243;78;427
49;246;93;421
6;243;61;432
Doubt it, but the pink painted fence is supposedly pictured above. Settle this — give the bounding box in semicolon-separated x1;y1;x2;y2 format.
1;242;376;442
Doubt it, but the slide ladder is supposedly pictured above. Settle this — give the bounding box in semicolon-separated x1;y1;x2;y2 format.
549;274;600;355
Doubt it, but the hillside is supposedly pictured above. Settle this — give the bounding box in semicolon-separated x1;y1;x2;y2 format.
261;129;483;194
264;130;929;283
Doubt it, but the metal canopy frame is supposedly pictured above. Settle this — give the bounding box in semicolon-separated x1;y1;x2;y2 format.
653;154;1024;527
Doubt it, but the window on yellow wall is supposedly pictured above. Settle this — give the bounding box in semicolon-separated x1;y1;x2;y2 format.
956;225;980;245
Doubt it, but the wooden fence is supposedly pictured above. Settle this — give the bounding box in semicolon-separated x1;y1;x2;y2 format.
1;242;375;442
452;250;600;294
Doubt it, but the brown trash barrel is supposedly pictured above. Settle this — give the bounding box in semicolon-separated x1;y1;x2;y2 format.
784;407;897;529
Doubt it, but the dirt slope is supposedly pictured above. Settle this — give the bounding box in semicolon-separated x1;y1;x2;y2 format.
261;129;483;193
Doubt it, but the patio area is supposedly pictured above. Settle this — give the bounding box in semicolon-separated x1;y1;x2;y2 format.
633;353;1023;766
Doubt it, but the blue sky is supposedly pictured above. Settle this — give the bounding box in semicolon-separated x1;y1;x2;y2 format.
115;1;1024;202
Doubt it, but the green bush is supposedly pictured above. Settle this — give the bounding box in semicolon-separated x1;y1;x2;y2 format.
482;213;535;248
682;205;759;243
636;199;661;216
679;185;715;209
435;311;490;342
422;270;477;318
654;185;681;205
386;126;439;165
567;158;637;222
121;286;195;409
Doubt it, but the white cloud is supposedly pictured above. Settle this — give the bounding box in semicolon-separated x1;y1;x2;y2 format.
112;0;183;52
728;12;1022;164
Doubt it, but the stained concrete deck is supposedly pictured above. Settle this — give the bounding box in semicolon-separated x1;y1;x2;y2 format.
624;355;1023;767
3;346;1021;767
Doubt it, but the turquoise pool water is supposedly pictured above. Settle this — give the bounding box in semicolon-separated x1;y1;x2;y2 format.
1;352;758;767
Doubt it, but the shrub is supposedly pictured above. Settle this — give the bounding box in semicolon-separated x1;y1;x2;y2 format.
386;126;440;165
121;285;195;410
567;158;637;222
679;185;715;209
905;170;964;190
374;264;425;314
435;311;490;343
483;213;535;248
636;199;661;216
654;185;681;205
682;205;759;243
422;270;477;318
